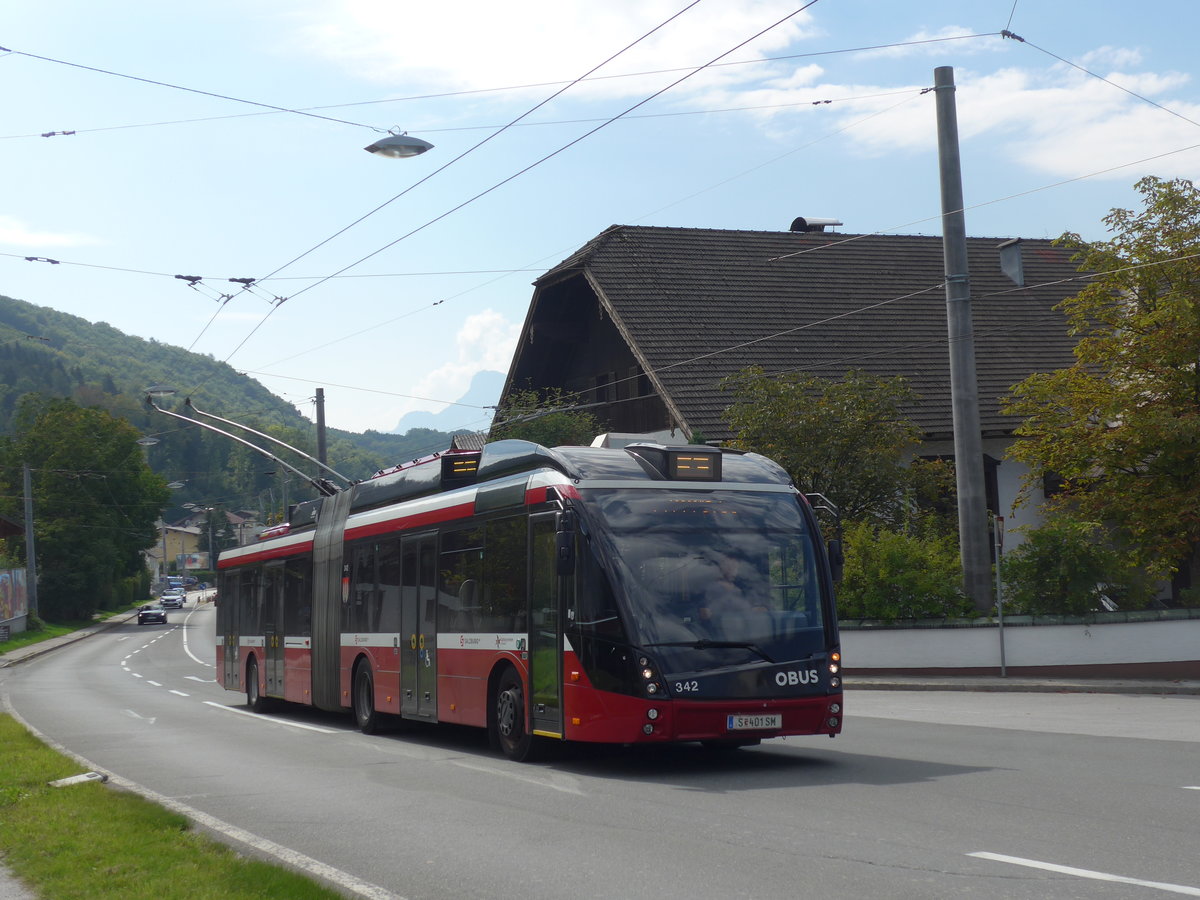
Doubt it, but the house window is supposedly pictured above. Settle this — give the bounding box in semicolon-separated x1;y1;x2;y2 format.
594;372;615;403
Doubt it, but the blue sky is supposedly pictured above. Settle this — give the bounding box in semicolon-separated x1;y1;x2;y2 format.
3;1;1198;435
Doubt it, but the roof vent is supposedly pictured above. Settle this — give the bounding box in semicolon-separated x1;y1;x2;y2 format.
790;216;843;233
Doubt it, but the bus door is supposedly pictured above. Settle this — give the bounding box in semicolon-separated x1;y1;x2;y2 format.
217;574;240;690
262;564;285;696
530;514;564;739
400;532;438;719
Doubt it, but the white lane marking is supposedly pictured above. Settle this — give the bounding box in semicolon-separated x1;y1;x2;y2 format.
1;698;401;900
1185;786;1200;791
123;710;156;724
185;676;215;683
182;603;215;668
451;759;585;795
146;680;162;687
202;701;338;734
131;673;143;679
968;852;1200;896
169;690;189;697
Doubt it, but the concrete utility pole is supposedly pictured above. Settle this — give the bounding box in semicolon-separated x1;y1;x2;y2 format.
23;463;38;616
315;387;328;467
934;66;992;611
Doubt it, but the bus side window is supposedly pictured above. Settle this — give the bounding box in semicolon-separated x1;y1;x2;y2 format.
439;526;483;632
483;516;527;633
284;556;312;637
346;543;378;633
377;540;401;634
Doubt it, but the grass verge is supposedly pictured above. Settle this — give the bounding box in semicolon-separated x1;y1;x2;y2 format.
0;606;145;656
0;714;343;899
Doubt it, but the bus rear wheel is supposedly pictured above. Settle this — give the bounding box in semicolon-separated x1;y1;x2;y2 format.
246;658;266;713
353;662;379;735
492;667;535;762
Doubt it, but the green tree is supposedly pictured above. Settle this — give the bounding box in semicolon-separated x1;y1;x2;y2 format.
1000;515;1156;616
1005;177;1200;599
721;367;923;524
836;520;971;621
489;388;604;447
0;396;169;620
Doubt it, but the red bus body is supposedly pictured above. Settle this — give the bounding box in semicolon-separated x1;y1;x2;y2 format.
217;440;843;759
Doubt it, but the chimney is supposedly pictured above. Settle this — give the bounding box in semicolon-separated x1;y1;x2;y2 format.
998;238;1024;286
789;216;843;233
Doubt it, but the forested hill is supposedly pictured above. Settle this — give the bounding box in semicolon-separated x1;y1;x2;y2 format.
0;292;459;511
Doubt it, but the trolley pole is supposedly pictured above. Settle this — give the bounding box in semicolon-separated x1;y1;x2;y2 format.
934;65;992;611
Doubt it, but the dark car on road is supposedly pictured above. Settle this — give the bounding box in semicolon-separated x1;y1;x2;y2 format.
138;605;167;626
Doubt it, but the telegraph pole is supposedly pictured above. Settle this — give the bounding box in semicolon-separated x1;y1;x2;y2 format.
22;463;38;616
315;387;328;467
934;66;992;611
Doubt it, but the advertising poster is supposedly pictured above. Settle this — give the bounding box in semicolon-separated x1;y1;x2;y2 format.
0;569;28;622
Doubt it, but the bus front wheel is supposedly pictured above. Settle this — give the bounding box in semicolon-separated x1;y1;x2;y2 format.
491;667;535;762
353;662;379;735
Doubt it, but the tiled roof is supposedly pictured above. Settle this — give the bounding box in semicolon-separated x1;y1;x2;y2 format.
536;225;1085;440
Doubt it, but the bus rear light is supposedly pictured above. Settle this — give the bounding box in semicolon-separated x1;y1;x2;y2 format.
830;651;841;663
830;677;841;689
829;703;841;714
643;724;655;735
828;717;839;728
829;663;839;674
647;708;660;720
571;671;581;682
647;682;659;694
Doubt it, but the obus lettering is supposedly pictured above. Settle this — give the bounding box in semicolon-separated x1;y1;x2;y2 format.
775;669;820;687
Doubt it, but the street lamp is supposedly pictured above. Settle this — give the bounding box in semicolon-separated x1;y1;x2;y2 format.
364;131;433;158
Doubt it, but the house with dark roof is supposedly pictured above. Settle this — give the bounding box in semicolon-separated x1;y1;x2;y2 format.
501;222;1087;536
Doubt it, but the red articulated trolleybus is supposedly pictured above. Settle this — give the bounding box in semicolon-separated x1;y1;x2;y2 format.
215;439;843;760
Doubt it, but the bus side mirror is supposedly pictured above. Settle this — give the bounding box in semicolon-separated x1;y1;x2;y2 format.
556;510;576;576
827;539;844;584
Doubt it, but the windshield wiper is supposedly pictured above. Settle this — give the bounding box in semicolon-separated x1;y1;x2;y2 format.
646;640;776;664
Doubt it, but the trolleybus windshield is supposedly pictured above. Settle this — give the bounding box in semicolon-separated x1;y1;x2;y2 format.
583;488;829;671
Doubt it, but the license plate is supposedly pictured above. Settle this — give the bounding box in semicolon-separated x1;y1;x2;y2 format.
727;713;781;731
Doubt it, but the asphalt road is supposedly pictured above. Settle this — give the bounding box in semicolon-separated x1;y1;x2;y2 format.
3;603;1199;900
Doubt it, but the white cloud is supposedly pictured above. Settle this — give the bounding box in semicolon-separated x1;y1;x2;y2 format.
1079;46;1144;69
0;215;100;248
778;57;1200;184
286;0;818;100
409;309;521;411
856;25;1002;60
